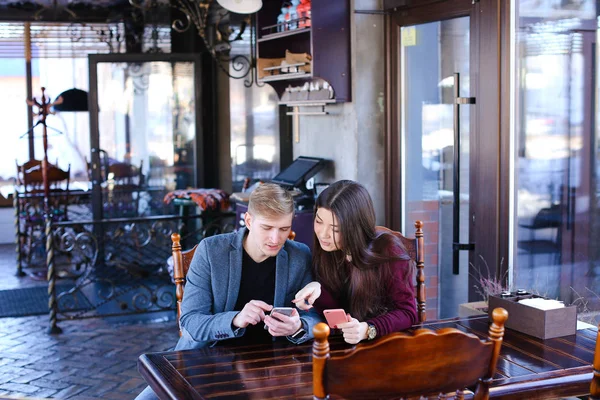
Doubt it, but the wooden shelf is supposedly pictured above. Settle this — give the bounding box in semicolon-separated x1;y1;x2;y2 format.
256;0;351;103
258;27;311;43
278;99;336;106
258;72;311;83
262;62;307;72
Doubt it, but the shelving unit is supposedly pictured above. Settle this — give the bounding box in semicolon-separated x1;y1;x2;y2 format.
255;0;351;105
258;27;311;42
259;72;309;82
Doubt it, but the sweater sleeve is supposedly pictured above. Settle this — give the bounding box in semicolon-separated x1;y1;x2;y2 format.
366;258;417;336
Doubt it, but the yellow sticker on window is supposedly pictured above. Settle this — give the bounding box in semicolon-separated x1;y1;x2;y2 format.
402;26;417;46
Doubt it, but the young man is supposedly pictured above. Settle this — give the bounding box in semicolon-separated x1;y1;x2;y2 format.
136;183;319;400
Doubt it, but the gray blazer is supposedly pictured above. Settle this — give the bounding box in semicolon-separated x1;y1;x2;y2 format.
178;227;321;348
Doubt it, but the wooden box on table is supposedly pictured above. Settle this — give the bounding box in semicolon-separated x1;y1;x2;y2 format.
488;293;577;339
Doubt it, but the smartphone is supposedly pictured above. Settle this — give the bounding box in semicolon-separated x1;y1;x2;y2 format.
270;307;294;317
323;309;349;328
264;307;295;329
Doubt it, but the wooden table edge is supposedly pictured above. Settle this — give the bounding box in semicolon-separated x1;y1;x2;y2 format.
489;370;593;399
138;353;204;400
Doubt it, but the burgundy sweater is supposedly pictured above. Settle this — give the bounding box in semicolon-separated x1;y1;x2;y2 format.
313;256;417;337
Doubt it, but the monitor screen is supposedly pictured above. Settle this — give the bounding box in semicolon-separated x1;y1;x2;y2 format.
271;156;325;187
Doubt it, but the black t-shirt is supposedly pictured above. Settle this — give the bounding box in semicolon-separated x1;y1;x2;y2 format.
233;248;277;343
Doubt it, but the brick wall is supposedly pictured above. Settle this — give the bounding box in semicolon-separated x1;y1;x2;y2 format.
406;200;440;320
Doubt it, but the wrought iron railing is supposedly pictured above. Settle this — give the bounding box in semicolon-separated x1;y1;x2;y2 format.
15;186;172;274
44;211;235;333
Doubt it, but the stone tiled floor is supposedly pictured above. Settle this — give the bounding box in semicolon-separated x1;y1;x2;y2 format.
0;314;179;399
0;243;49;292
0;243;180;399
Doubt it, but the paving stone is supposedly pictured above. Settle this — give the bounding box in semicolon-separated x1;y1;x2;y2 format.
0;349;29;359
29;364;78;379
9;369;51;384
60;375;103;387
29;377;71;390
77;371;125;382
53;384;90;399
0;382;41;394
121;368;143;378
30;387;59;398
0;366;35;376
97;390;138;400
0;358;15;367
0;391;41;398
116;377;146;392
99;362;135;375
76;380;120;397
0;373;20;385
12;358;49;367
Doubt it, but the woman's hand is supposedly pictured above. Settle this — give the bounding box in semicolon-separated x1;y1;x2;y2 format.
336;314;368;344
292;281;321;310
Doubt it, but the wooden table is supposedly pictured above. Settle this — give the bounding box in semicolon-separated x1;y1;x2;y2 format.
138;315;597;399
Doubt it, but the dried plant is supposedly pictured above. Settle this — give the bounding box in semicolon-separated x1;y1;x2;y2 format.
570;286;600;326
468;255;510;303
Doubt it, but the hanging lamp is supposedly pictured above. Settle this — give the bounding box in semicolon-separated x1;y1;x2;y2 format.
216;0;262;14
53;88;88;112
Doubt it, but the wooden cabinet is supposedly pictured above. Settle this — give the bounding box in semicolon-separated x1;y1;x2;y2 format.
256;0;351;104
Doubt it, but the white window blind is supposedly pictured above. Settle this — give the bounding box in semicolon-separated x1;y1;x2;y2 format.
0;22;171;58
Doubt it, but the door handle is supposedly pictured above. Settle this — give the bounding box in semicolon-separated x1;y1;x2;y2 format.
452;72;476;275
90;148;109;184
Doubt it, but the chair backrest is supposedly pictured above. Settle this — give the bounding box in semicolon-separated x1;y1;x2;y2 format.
376;221;426;323
171;233;198;336
590;322;600;399
109;159;144;186
312;307;508;400
171;229;296;336
18;160;70;188
17;160;71;220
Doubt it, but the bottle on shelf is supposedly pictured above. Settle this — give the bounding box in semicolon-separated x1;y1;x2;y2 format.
288;0;301;30
277;5;290;32
297;0;311;28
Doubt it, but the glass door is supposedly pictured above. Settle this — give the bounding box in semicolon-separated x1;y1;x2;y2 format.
512;1;599;313
396;3;475;319
88;54;201;220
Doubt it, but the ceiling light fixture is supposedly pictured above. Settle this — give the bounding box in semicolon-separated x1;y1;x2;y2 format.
130;0;263;85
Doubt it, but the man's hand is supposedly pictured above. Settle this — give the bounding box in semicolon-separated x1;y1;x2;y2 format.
232;300;273;329
264;308;302;337
336;313;368;344
292;281;321;310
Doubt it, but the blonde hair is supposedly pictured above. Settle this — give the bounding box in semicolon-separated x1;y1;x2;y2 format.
247;183;294;218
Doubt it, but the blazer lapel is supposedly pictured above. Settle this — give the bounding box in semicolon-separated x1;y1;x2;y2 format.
224;228;245;311
273;247;289;307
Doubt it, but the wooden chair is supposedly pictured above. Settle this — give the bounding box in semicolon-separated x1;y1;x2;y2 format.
171;229;297;336
376;221;426;322
18;160;71;219
171;233;198;336
312;307;508;400
590;322;600;399
16;160;71;265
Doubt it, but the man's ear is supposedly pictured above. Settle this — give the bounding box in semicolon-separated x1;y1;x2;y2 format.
244;211;252;230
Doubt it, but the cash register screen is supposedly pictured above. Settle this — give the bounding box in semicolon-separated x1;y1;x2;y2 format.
271;156;324;188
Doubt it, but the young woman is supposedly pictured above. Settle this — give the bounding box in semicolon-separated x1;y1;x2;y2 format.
293;180;417;344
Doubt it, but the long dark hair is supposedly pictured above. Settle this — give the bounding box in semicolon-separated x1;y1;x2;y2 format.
313;180;411;321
